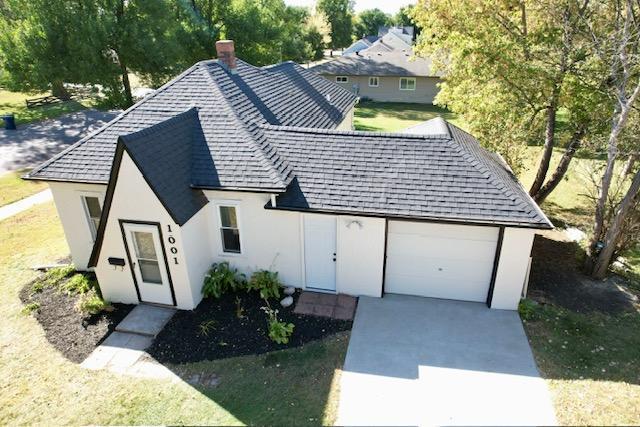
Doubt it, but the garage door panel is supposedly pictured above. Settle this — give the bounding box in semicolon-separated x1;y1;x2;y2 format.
386;234;497;261
384;221;499;302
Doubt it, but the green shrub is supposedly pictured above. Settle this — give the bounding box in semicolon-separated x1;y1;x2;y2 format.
518;299;539;321
75;289;111;315
202;262;245;298
248;270;281;300
43;265;75;285
21;302;40;315
60;273;93;295
261;306;294;344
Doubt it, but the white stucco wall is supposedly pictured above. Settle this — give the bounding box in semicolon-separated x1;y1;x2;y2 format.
179;205;216;309
336;105;355;130
490;228;537;310
48;181;107;270
335;216;386;297
94;153;196;309
204;191;304;287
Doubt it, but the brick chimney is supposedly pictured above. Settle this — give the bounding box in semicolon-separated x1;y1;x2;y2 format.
216;40;237;74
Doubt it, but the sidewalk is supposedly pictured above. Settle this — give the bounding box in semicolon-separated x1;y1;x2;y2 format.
0;189;52;221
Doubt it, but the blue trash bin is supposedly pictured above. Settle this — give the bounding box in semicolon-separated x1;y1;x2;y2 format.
2;114;16;130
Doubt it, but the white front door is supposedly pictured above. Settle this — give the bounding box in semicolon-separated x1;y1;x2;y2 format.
123;222;174;305
304;214;337;292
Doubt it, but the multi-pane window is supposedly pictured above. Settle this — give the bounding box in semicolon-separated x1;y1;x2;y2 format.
399;77;416;91
368;76;379;87
219;205;241;253
82;196;102;240
335;76;348;83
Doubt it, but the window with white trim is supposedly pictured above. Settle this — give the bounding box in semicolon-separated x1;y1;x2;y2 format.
82;196;102;240
399;77;416;91
335;76;348;83
368;76;379;87
218;205;241;253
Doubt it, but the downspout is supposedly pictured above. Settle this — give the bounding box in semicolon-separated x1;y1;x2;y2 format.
271;194;277;207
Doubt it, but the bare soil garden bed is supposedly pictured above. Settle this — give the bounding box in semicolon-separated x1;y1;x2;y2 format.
19;276;133;363
147;290;353;364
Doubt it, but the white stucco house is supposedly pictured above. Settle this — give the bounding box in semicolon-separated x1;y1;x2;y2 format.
25;40;551;312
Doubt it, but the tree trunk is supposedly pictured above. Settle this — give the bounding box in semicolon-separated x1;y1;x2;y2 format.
591;169;640;278
529;92;559;196
119;58;133;108
51;80;70;100
532;127;585;204
623;152;638;175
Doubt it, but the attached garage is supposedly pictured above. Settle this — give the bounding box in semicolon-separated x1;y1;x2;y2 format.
384;221;500;303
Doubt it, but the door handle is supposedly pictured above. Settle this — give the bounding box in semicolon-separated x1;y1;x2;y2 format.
332;253;336;262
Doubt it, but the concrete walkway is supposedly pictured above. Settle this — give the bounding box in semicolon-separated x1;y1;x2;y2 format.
337;295;557;426
81;305;176;379
0;189;52;221
0;109;119;173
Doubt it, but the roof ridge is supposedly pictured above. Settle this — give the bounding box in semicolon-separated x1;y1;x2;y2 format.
25;63;204;180
120;107;198;142
258;123;449;140
199;62;289;189
447;122;548;222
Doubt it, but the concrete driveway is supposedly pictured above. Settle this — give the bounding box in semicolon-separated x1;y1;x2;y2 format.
337;295;557;426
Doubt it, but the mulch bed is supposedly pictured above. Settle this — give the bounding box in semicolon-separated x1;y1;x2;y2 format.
19;280;133;363
147;290;353;364
528;233;639;314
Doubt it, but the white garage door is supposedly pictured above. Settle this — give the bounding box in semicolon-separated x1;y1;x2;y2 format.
385;221;499;302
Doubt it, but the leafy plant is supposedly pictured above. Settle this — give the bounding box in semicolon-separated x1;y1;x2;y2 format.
75;289;111;315
248;270;282;300
202;262;245;299
42;265;75;286
60;273;93;295
261;306;294;344
198;319;217;337
235;296;246;319
21;302;40;315
518;299;539;321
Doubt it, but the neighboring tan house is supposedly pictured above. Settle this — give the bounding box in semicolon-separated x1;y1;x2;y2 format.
310;48;442;104
25;40;551;312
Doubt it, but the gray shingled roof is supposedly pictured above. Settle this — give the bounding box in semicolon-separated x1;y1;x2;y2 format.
119;108;209;225
26;59;358;190
310;50;440;77
262;118;551;228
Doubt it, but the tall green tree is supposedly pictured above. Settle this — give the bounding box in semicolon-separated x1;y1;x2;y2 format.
353;8;391;38
317;0;353;49
412;0;596;203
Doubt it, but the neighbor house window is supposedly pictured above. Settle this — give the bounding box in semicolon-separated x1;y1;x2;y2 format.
218;205;241;253
335;76;348;83
399;77;416;91
368;76;379;87
82;196;102;240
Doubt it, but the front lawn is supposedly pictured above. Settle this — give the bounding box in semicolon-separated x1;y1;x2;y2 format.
0;89;91;126
1;202;347;425
0;169;48;207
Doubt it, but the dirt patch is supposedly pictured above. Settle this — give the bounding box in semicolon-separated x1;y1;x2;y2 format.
147;291;353;364
19;282;133;363
529;231;639;314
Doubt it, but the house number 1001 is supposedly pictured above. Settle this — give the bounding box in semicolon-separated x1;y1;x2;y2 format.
167;225;179;265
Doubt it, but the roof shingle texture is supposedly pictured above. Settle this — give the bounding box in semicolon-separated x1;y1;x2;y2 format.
262;119;551;228
27;59;358;189
310;49;440;77
119;108;208;225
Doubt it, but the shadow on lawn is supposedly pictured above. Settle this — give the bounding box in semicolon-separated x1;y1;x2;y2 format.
162;333;348;425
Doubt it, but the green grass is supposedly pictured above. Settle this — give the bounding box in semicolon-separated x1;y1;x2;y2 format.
0;202;347;425
521;301;640;425
0;170;48;207
0;89;94;126
354;101;465;132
